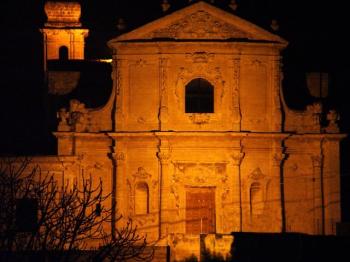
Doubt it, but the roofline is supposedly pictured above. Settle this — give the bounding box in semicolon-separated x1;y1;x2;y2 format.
108;1;288;47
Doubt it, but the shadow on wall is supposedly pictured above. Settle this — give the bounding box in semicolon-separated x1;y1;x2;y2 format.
230;232;350;262
178;232;350;262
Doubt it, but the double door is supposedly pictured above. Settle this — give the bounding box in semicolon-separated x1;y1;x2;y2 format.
186;187;216;234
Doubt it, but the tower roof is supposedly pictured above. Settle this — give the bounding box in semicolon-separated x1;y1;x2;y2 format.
44;1;82;28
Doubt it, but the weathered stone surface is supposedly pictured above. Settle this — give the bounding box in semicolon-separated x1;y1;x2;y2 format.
27;1;347;261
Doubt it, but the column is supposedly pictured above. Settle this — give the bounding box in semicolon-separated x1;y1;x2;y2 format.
311;154;324;235
113;150;126;226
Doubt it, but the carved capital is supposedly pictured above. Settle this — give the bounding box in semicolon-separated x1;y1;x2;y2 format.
114;151;125;162
231;151;245;166
157;151;171;164
311;154;323;168
272;152;286;166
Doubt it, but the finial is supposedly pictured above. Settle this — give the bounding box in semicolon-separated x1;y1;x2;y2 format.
162;0;170;12
116;18;126;31
270;19;279;31
229;0;238;11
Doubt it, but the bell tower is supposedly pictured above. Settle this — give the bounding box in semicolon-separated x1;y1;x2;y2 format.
40;1;89;70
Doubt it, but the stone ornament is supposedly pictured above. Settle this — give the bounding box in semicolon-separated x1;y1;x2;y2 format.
325;110;340;133
57;99;91;132
188;113;211;125
231;151;244;166
148;10;251;39
133;167;152;180
311;154;323;168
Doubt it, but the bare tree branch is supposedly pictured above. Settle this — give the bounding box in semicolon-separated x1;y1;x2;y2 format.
0;157;153;261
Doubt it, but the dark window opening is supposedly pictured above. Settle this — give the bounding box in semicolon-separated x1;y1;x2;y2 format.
95;203;102;216
16;198;38;232
185;78;214;113
59;46;69;61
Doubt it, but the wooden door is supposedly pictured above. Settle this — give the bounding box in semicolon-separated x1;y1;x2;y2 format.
186;187;216;234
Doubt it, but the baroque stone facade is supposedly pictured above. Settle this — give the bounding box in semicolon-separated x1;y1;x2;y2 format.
34;1;345;260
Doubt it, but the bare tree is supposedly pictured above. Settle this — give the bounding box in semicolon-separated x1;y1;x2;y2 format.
0;157;153;261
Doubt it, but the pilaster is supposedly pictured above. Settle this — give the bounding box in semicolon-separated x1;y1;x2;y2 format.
231;145;244;231
157;137;172;239
311;153;324;235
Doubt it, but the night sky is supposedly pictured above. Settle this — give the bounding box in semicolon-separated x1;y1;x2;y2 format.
0;0;350;219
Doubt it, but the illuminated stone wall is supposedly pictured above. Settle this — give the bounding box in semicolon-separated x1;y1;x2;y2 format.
49;1;344;260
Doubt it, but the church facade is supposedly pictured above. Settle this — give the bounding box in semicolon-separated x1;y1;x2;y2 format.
36;1;344;259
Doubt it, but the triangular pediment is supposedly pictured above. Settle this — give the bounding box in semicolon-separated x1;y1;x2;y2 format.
112;1;287;45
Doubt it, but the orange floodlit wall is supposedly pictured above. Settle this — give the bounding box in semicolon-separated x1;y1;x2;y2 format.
35;1;344;260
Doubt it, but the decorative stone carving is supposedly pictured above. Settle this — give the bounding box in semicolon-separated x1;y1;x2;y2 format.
133;167;152;180
175;54;225;110
126;179;133;214
170;184;180;215
134;213;157;227
115;59;125;125
248;167;265;181
157;151;171;164
147;11;252;39
311;154;323;168
157;138;172;164
325;110;340;133
159;58;169;124
57;108;70;131
272;152;286;166
152;179;158;189
231;151;245;166
186;52;214;63
306;102;322;124
244;168;271;219
221;188;230;204
128;167;153;216
173;162;227;187
114;151;125;161
284;101;323;133
232;57;241;129
134;58;148;67
188;113;210;125
57;99;91;132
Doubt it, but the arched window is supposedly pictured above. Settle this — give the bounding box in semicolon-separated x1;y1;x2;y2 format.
135;182;149;215
185;78;214;113
250;182;263;216
59;46;69;60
